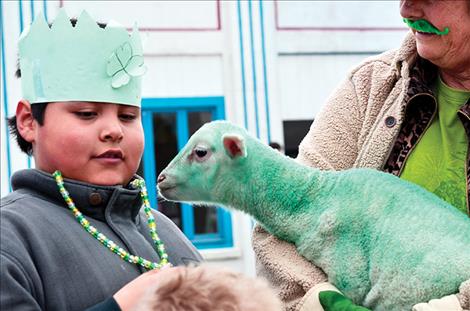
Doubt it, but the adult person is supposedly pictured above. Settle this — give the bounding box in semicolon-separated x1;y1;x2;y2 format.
252;1;470;310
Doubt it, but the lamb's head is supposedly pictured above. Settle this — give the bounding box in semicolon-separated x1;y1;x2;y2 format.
157;121;248;205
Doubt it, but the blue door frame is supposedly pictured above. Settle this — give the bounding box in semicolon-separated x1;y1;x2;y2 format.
141;96;233;249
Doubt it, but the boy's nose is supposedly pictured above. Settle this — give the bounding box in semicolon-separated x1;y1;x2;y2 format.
157;174;166;183
101;126;124;142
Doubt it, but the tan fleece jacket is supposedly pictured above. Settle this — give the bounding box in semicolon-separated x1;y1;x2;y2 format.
252;32;470;311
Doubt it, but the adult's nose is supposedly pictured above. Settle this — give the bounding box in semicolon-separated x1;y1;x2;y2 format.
399;0;423;20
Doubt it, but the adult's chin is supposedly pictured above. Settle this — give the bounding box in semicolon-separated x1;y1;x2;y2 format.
415;39;445;66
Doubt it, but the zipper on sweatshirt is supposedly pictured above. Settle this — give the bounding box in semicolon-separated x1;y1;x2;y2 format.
457;109;470;217
396;93;437;177
465;146;470;217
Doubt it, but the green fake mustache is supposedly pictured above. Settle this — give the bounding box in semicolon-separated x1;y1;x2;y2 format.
403;18;449;35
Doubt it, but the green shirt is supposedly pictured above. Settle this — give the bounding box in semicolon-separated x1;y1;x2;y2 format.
400;77;470;214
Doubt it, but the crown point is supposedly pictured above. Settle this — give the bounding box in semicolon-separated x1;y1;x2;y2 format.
76;10;101;32
19;10;49;46
32;10;49;28
50;8;71;32
31;11;46;24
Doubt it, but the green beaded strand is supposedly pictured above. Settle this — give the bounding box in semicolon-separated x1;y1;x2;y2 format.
53;170;169;270
129;178;169;264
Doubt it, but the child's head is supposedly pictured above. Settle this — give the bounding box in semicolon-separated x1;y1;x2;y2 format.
135;265;283;311
11;10;146;185
15;101;144;186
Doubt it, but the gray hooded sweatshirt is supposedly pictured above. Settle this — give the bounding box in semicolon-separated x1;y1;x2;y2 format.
1;169;202;311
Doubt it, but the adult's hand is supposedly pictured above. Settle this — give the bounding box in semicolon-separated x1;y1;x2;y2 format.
412;294;462;311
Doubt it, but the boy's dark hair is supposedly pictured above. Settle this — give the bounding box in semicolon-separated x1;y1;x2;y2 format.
8;18;107;155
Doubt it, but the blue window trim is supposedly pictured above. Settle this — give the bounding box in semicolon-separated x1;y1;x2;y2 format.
141;96;233;250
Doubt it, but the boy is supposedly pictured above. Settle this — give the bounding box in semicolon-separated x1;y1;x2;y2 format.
1;10;202;311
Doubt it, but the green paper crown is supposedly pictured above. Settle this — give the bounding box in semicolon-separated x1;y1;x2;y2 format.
19;9;146;107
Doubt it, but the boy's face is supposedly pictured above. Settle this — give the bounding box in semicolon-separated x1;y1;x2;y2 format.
31;101;144;186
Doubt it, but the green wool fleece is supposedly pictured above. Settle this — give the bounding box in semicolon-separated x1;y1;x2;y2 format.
158;121;470;311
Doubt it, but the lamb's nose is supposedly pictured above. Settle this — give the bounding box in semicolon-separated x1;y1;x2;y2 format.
157;174;166;183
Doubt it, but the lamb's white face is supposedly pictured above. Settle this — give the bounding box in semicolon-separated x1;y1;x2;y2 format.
157;141;217;203
157;123;247;205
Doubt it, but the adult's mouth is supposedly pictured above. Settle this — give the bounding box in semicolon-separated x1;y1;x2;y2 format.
415;30;435;37
414;30;441;42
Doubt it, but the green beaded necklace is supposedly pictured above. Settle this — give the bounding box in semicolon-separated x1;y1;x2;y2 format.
53;170;169;270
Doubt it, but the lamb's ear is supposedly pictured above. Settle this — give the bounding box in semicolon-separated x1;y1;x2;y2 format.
223;134;247;159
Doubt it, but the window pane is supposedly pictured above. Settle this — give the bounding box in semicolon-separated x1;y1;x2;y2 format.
152;113;182;229
159;201;182;229
283;120;313;158
188;111;212;135
194;205;218;234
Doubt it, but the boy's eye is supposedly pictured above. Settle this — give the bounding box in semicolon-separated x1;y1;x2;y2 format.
119;114;137;121
74;111;97;119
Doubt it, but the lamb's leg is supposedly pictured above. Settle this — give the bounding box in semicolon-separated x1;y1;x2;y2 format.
297;210;372;305
363;270;463;311
362;275;414;311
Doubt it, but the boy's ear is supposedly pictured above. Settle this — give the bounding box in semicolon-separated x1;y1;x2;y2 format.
16;100;36;143
222;134;247;159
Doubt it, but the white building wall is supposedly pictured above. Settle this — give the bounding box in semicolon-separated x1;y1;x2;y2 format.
1;0;409;275
274;1;407;122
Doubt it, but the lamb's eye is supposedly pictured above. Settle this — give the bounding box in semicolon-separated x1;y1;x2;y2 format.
191;147;210;163
195;148;207;158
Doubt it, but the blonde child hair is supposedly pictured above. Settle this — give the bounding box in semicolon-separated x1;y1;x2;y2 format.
135;265;282;311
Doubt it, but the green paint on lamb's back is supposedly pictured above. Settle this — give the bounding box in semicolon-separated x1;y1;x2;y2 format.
158;120;470;311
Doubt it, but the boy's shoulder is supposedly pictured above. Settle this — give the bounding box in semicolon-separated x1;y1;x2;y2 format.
1;189;64;245
0;189;55;265
1;187;55;214
1;190;25;208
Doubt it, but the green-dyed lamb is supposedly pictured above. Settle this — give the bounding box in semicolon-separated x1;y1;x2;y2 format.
157;121;470;311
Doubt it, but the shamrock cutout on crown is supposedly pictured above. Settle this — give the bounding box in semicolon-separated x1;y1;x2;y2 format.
107;42;147;89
